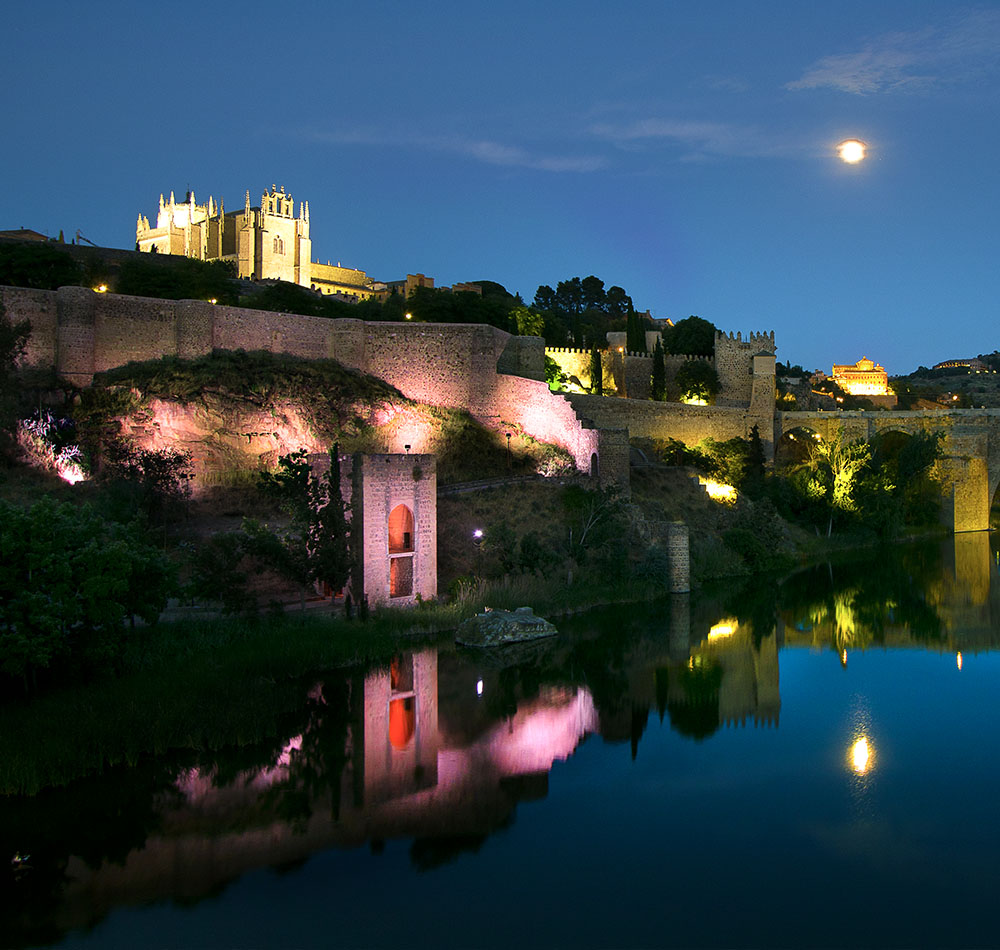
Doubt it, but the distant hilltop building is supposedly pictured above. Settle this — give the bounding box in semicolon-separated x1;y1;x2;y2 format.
831;357;890;397
933;358;988;372
136;185;474;303
831;356;896;408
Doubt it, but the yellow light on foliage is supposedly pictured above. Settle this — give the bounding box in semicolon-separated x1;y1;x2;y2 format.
699;476;737;504
837;139;867;163
681;396;708;406
708;620;737;641
94;284;107;293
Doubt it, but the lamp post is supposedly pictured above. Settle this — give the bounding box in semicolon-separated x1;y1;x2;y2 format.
505;432;512;469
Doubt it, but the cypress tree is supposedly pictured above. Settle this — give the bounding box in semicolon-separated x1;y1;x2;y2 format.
626;306;646;354
310;444;352;595
651;338;666;401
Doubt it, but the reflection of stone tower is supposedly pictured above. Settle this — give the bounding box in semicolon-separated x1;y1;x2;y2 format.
363;650;439;805
352;454;437;606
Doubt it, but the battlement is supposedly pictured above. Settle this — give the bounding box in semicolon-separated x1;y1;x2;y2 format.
545;347;594;356
714;329;776;351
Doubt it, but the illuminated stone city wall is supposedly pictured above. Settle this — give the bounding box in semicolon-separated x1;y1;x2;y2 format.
8;285;614;481
547;330;775;407
568;393;770;453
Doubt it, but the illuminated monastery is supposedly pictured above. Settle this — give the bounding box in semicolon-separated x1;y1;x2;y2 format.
136;185;376;300
831;356;891;397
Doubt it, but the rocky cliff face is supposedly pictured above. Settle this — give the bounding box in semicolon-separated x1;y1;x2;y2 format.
114;391;418;487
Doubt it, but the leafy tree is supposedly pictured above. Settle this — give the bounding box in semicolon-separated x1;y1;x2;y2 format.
664;316;716;356
117;256;238;304
676;360;720;403
589;347;603;395
0;300;31;462
605;286;631;319
533;284;557;312
187;532;258;616
101;442;194;524
0;499;174;690
700;437;752;488
257;445;352;601
581;275;606;311
554;278;584;316
0;244;82;290
545;355;569;392
650;338;666;400
510;304;545;337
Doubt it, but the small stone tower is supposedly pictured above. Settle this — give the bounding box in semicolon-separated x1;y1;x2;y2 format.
352;453;437;606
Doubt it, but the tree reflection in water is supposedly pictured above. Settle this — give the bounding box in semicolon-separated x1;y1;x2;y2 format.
3;535;1000;946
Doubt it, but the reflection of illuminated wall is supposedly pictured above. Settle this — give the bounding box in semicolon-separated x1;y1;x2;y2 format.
54;650;601;931
689;622;781;728
363;650;439;804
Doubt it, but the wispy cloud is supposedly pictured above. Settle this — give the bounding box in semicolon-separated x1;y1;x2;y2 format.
313;128;605;173
589;117;806;161
788;8;1000;94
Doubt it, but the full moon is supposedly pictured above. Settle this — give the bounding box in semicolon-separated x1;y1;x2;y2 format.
838;139;867;163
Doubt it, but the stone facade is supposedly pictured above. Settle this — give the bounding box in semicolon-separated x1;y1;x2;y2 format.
137;186;313;288
351;453;437;607
831;356;890;397
714;330;776;407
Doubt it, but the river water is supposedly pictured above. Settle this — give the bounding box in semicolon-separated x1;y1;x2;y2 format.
6;533;1000;949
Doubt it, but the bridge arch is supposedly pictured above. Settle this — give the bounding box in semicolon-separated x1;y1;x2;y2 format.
777;409;1000;532
775;425;824;469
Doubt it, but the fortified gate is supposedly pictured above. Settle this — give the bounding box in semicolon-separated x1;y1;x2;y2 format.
776;410;1000;532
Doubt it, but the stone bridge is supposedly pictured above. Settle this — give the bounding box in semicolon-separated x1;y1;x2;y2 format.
776;410;1000;532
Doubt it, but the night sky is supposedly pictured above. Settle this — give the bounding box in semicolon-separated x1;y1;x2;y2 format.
4;1;998;374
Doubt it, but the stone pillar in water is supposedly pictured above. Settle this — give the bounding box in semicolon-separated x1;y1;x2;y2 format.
667;521;690;593
669;593;690;662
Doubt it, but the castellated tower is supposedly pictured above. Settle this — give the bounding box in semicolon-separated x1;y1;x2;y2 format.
713;330;776;407
136;185;312;287
714;329;777;457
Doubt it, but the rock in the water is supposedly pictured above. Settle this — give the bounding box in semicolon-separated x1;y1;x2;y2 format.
455;606;557;647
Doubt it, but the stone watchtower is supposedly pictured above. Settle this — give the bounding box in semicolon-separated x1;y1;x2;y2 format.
351;453;437;606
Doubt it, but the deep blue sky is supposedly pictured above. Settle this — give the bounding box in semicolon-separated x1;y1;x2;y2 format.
4;1;998;373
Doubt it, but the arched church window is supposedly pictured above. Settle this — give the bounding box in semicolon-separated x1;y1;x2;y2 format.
273;235;284;255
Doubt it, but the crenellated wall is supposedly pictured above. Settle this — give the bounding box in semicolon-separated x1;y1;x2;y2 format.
715;330;776;407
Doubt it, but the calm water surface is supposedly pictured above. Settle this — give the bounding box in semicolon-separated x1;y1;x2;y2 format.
6;534;1000;948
